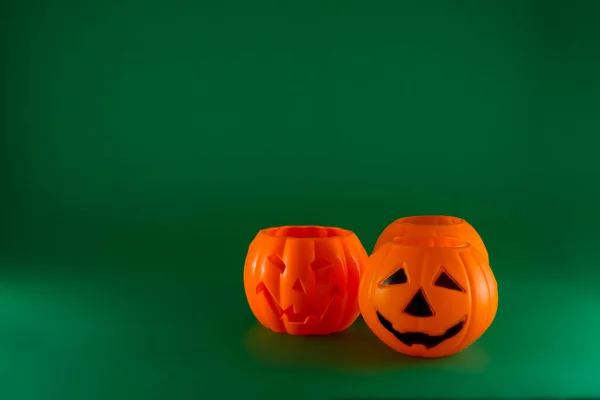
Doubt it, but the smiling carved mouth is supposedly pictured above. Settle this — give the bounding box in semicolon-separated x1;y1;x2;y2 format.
256;282;342;324
376;311;466;349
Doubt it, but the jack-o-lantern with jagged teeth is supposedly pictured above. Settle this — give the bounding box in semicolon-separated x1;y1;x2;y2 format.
244;226;368;336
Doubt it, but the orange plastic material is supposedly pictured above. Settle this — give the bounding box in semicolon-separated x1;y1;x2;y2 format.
372;216;488;261
359;236;498;358
244;226;368;336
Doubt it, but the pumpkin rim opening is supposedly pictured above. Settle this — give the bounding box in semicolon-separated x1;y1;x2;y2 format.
262;226;352;240
397;216;464;226
391;236;469;248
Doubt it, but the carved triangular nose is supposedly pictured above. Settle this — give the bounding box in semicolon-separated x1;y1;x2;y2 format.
403;288;434;317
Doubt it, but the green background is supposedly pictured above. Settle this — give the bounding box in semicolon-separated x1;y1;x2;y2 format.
2;0;600;398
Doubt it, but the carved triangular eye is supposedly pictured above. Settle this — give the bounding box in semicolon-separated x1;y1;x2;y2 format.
381;268;408;286
267;254;286;273
434;270;464;292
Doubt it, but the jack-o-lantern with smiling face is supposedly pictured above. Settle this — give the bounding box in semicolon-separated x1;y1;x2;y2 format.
359;236;498;358
245;226;368;336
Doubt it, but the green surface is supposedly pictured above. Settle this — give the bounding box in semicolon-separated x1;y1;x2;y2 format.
2;0;600;399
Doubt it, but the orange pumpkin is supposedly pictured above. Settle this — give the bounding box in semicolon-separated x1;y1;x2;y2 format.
244;226;368;335
359;236;498;358
373;216;488;261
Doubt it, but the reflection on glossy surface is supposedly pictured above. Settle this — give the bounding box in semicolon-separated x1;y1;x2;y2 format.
244;318;490;373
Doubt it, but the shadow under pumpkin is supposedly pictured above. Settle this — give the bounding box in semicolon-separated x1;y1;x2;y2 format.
243;319;490;373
